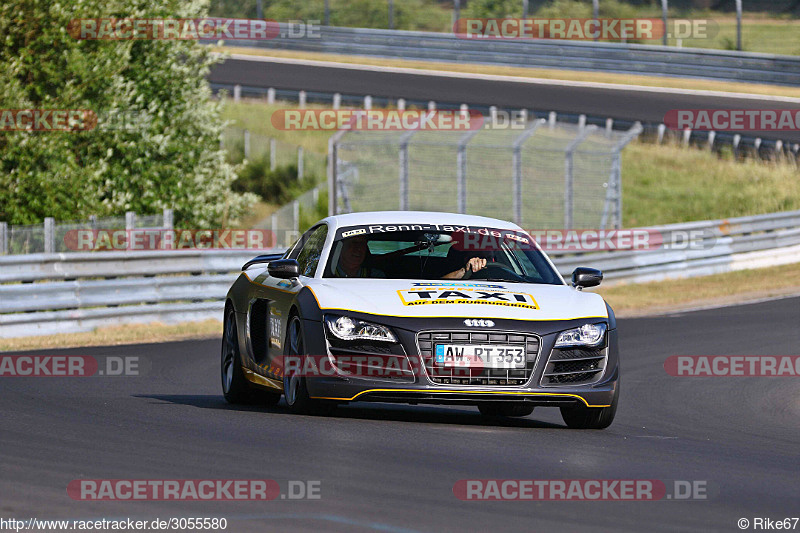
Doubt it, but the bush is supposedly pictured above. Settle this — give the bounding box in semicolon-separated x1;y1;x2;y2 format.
233;155;317;204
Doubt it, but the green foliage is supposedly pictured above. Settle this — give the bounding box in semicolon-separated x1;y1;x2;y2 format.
210;0;451;32
0;0;256;226
233;155;317;204
299;188;328;233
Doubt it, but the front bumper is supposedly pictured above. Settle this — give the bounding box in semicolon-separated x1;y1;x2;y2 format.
301;314;619;408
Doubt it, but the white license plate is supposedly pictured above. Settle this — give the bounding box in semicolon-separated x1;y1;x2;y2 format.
434;344;526;369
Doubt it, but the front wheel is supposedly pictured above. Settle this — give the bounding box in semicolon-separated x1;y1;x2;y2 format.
283;316;337;416
560;386;618;429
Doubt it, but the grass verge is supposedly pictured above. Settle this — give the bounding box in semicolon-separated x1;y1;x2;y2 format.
594;261;800;317
0;320;222;353
217;46;800;100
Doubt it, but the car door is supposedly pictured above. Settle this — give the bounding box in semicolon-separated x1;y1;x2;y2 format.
247;224;328;369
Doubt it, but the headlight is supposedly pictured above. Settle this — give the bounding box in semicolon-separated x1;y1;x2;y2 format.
324;315;398;343
554;323;606;348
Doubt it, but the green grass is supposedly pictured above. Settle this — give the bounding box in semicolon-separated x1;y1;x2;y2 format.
622;141;800;227
221;99;800;228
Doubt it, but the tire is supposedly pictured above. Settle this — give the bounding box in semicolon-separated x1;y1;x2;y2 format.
283;315;337;416
478;404;535;417
560;386;618;430
221;306;281;406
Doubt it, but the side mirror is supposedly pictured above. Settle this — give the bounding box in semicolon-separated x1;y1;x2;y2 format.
572;267;603;289
268;258;301;279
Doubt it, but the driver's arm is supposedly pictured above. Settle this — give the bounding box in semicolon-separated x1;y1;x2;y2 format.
442;257;487;279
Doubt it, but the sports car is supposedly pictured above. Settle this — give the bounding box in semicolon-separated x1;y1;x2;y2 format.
221;211;619;429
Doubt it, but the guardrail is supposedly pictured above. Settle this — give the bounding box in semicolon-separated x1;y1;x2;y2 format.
1;210;799;338
240;25;800;86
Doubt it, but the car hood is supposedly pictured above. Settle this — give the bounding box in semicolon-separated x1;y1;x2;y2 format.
305;279;608;322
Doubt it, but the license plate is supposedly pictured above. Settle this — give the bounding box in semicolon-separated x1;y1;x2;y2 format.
434;344;526;369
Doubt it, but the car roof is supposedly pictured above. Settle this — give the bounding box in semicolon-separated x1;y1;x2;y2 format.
321;211;522;233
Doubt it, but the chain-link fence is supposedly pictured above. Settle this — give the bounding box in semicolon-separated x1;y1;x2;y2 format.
0;211;170;255
329;119;641;229
223;127;327;181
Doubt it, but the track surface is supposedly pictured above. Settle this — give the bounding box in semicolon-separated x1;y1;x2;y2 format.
209;57;800;143
1;297;799;532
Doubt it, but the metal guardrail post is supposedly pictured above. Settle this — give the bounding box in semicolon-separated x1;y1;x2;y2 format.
44;217;55;254
563;126;597;229
0;222;7;255
661;0;668;46
735;0;742;51
456;125;481;214
388;0;394;30
512;119;545;226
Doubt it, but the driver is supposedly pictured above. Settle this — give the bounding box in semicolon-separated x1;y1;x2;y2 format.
334;235;385;278
442;250;488;279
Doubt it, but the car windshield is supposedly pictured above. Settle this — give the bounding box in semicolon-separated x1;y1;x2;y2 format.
323;225;563;284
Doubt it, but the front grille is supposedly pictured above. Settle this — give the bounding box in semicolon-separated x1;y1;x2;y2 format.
417;330;540;387
542;347;606;386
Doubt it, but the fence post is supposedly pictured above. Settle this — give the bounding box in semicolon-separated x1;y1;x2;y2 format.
293;200;300;237
428;101;436;111
682;128;691;147
364;95;372;110
453;0;460;26
397;98;406;111
578;114;586;130
125;212;136;231
563;126;597;229
511;119;544;225
708;131;716;150
333;92;341;110
270;138;277;171
548;111;556;129
327;129;349;216
388;0;394;29
398;130;417;211
605;117;613;135
267;87;275;104
324;0;330;25
44;217;55;254
661;0;668;46
657;123;666;144
0;222;7;255
457;128;481;214
297;147;304;180
298;90;307;109
735;0;742;51
244;129;251;159
233;84;241;102
163;208;173;230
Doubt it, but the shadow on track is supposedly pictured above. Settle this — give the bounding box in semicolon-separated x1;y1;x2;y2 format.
135;394;566;429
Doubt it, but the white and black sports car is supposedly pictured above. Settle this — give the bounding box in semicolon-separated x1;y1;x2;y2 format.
221;211;618;429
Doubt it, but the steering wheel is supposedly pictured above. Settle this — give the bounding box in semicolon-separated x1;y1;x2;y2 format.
468;263;527;282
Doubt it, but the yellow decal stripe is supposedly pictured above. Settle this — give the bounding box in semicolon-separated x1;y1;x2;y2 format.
311;388;609;408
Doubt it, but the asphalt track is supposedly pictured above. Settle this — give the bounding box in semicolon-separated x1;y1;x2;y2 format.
1;296;799;532
208;56;800;143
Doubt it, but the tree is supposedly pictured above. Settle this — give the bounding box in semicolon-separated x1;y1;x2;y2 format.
0;0;256;226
